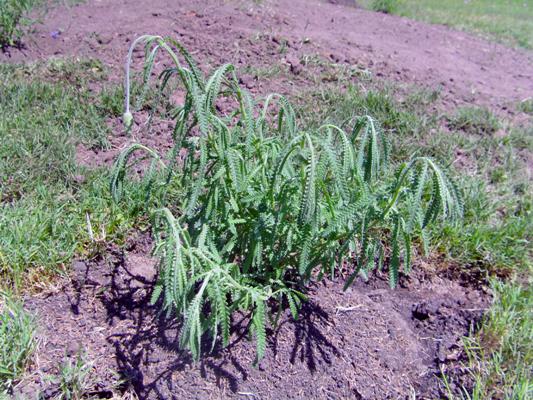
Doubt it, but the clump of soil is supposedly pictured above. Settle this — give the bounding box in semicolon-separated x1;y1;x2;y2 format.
18;231;489;399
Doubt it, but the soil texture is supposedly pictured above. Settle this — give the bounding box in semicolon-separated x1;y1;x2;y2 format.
18;232;489;399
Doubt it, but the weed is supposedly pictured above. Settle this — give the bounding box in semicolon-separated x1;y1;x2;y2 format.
56;352;93;400
111;36;462;361
0;291;36;393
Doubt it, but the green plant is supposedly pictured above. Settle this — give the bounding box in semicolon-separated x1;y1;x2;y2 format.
0;0;38;47
111;35;462;361
0;291;36;392
51;351;93;400
445;281;532;399
517;98;533;115
371;0;397;14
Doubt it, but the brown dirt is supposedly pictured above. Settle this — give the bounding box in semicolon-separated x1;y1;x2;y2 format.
17;231;489;399
4;0;531;169
2;0;531;110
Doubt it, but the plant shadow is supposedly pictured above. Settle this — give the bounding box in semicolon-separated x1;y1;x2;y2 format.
71;246;340;399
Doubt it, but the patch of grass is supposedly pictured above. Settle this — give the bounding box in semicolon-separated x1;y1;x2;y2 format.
453;281;532;399
0;291;37;393
297;83;441;162
0;59;146;290
359;0;533;49
517;98;533;115
370;0;397;14
51;351;94;400
241;63;286;80
448;106;501;136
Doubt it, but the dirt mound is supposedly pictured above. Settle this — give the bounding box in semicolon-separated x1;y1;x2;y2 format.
2;0;531;112
4;1;513;398
5;0;529;170
18;232;489;399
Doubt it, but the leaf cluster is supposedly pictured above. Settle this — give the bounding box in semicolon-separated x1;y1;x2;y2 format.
111;35;463;361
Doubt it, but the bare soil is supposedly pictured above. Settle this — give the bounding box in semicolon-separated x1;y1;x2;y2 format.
3;0;532;109
5;0;531;169
4;0;530;398
18;232;489;399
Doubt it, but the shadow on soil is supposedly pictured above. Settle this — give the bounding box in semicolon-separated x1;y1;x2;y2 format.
22;233;489;400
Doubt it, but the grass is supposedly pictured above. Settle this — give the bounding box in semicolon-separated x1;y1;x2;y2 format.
359;0;533;49
517;98;533;115
52;352;94;400
0;59;146;290
456;280;532;399
0;57;151;396
370;0;397;14
0;291;37;393
447;106;501;136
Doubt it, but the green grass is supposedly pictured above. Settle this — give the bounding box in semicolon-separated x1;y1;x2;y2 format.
359;0;533;49
0;291;37;393
0;57;150;393
52;351;94;400
0;60;146;290
517;98;533;115
447;106;501;136
443;280;532;399
369;0;397;14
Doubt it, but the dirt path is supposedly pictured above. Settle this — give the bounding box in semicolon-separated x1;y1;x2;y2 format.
3;0;532;111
